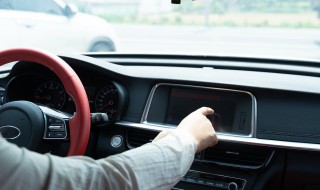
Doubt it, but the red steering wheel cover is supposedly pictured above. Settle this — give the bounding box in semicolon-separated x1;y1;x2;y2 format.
0;48;90;156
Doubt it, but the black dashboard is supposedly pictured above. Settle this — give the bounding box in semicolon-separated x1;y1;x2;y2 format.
2;53;320;190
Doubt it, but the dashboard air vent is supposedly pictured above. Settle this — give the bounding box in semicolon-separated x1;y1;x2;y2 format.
202;143;274;170
126;129;158;149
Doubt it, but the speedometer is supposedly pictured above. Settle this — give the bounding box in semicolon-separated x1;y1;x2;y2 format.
34;80;66;110
95;83;119;119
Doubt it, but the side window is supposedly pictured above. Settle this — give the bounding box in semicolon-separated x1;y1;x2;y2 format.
2;0;64;16
0;0;13;10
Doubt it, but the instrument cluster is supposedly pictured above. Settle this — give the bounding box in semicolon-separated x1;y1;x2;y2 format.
6;73;127;121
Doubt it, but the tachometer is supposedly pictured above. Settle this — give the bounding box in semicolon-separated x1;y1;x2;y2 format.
34;80;66;110
95;83;119;119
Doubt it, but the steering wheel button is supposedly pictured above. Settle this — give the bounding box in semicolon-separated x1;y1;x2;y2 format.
55;132;66;138
47;117;54;125
48;125;62;130
47;132;55;138
54;118;64;124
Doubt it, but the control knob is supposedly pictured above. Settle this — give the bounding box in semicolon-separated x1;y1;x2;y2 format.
228;182;238;190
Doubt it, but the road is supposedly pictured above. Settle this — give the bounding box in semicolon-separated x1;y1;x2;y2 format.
113;24;320;59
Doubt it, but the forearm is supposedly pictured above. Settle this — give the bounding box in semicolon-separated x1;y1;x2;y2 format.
0;130;196;190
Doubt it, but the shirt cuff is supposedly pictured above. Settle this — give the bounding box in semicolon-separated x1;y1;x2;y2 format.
153;129;197;155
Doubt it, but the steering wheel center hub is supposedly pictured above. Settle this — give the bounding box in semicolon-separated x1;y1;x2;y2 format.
0;101;46;151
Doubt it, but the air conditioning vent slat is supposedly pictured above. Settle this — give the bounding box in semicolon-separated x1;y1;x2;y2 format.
126;129;158;149
126;130;274;170
207;155;265;163
206;154;266;162
202;143;274;170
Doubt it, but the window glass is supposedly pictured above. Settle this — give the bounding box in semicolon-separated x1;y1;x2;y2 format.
0;0;64;15
0;0;13;9
1;0;320;58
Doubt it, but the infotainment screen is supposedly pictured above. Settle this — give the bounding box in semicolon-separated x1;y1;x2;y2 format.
165;87;238;133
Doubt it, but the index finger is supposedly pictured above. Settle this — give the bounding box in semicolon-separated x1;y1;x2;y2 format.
195;107;214;116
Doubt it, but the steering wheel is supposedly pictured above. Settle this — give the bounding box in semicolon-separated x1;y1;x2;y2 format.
0;48;90;156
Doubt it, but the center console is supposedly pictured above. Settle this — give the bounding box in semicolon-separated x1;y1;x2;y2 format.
109;83;276;190
136;84;275;190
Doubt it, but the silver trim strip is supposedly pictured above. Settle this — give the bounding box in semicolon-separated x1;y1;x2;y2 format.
0;125;21;139
141;83;257;138
116;121;320;152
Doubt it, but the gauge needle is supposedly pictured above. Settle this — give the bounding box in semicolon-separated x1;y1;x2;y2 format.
99;103;111;111
35;96;51;100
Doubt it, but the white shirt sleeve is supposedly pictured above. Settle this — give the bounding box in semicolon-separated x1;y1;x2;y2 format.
0;130;196;190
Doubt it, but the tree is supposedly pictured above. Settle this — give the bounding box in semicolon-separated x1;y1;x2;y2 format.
312;0;320;18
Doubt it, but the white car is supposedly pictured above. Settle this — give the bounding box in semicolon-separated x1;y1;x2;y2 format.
0;0;118;53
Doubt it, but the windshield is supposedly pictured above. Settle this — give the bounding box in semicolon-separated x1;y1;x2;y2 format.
1;0;319;60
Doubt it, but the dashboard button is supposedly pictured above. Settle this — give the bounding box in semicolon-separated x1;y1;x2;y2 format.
215;181;227;188
205;180;215;186
111;135;123;148
228;182;239;190
196;178;205;184
185;177;196;183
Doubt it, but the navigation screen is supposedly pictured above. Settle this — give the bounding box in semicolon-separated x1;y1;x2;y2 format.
165;88;237;132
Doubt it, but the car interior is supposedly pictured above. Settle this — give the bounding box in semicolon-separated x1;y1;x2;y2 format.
1;0;320;190
0;47;320;190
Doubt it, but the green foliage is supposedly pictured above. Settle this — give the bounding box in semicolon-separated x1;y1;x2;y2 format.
174;0;315;14
237;0;313;13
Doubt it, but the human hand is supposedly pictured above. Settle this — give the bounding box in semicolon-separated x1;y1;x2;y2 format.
176;107;218;152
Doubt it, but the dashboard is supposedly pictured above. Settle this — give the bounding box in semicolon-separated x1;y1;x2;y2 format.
2;53;320;190
5;63;127;121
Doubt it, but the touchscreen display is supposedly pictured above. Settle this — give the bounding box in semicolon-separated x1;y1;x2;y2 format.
165;88;237;132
